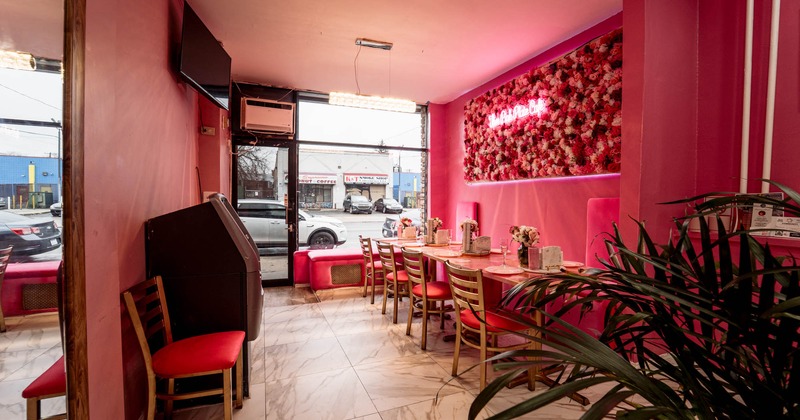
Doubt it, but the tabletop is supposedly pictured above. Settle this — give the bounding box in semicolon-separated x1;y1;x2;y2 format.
374;237;562;286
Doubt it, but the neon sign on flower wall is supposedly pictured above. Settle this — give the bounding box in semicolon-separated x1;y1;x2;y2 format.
463;28;622;182
488;98;548;129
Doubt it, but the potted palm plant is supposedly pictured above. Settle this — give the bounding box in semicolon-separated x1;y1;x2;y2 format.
469;180;800;419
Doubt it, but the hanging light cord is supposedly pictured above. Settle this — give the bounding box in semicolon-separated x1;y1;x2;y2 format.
353;45;362;95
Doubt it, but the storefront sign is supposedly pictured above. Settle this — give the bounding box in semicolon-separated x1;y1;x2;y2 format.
298;173;337;184
487;98;548;129
344;173;389;185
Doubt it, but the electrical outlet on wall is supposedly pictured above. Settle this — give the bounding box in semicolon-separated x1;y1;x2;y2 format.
200;126;215;136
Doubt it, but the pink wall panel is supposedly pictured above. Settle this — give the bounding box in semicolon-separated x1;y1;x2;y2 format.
83;0;210;417
619;0;700;243
430;14;622;262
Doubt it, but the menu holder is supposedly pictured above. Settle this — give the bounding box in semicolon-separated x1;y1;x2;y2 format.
541;246;563;271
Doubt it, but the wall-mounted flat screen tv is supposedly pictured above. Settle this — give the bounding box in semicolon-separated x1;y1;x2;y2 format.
178;2;231;110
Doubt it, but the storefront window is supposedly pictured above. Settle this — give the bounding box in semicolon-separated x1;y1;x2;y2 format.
296;97;427;248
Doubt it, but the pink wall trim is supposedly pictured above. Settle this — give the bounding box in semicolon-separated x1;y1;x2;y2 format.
430;14;623;263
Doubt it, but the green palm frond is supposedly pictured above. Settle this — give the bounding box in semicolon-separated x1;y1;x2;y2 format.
473;181;800;419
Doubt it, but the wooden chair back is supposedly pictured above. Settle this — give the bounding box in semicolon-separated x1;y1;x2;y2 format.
401;248;426;292
359;236;375;264
122;276;173;375
445;261;485;316
376;242;398;275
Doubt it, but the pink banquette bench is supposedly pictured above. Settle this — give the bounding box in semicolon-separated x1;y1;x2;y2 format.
1;260;61;317
294;246;403;291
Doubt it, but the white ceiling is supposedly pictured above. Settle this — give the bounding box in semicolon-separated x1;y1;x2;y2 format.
0;0;623;105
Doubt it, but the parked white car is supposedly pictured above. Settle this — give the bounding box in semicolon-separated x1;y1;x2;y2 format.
236;199;347;249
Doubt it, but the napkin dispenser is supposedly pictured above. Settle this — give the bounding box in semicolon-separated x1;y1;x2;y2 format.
402;226;417;239
472;236;491;252
425;220;436;243
462;224;473;252
541;246;563;271
435;229;450;245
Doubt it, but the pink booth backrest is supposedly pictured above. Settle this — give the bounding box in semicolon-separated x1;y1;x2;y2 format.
584;197;620;269
454;202;478;241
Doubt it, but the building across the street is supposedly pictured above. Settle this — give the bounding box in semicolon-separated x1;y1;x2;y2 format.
0;155;61;208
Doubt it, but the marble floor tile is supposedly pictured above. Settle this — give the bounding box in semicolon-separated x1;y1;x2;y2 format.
354;353;467;412
326;307;406;337
264;286;318;307
262;314;335;347
316;295;385;319
379;390;490;420
264;367;377;420
0;377;30;420
0;347;51;383
264;337;351;383
3;344;62;382
351;414;382;420
263;302;324;324
337;328;424;367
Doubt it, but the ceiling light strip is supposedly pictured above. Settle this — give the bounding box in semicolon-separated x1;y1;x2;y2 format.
329;92;416;113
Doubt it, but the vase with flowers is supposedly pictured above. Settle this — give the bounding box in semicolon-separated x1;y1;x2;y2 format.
398;217;414;238
509;225;540;267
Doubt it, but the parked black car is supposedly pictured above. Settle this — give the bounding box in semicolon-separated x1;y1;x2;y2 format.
343;194;373;214
0;212;61;255
373;198;403;214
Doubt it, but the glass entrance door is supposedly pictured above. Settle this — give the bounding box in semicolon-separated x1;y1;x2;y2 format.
234;144;296;286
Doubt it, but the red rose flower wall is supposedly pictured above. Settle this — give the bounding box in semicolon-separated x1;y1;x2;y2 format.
463;28;622;182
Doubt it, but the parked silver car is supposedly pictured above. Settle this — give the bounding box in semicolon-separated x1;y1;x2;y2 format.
236;199;347;249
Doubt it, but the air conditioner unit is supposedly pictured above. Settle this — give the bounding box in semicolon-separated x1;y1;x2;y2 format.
240;98;295;134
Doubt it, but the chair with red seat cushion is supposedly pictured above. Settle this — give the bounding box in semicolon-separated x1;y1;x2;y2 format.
22;355;66;420
359;236;385;304
122;276;245;420
445;261;539;391
402;248;453;350
376;242;409;324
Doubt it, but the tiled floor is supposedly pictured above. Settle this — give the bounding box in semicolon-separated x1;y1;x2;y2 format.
0;286;609;419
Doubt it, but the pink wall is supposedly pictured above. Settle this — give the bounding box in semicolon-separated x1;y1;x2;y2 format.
83;0;228;417
430;14;623;262
198;95;233;199
622;0;800;244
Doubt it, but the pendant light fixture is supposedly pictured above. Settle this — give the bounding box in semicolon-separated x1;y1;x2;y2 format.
329;38;417;113
0;50;36;71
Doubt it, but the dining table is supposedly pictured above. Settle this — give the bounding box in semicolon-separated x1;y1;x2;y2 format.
374;237;590;403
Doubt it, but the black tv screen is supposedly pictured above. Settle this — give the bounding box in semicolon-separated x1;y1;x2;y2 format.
178;2;231;110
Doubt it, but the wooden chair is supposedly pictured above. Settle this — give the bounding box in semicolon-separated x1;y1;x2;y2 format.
376;242;409;323
0;245;12;333
22;355;66;420
445;261;539;391
359;236;384;304
122;276;245;420
402;248;453;350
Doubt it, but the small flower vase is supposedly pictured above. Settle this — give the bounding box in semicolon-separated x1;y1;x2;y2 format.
517;245;529;267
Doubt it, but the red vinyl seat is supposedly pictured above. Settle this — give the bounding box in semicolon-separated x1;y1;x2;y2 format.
22;355;66;420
